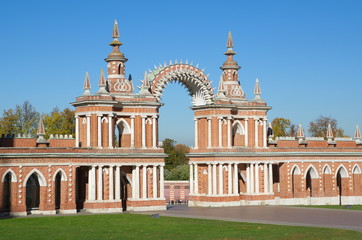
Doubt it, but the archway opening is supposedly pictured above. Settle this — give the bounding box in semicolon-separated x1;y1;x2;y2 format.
26;173;40;211
158;82;194;147
120;173;130;212
3;173;11;211
55;172;62;210
336;166;348;205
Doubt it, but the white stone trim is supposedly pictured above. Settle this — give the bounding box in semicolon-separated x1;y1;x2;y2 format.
1;169;17;182
52;168;68;181
23;169;47;187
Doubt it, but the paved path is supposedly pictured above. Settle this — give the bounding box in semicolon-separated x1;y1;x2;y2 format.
137;205;362;232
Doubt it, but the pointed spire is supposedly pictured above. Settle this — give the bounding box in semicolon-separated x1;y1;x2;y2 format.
297;123;305;138
37;117;45;136
355;125;361;143
252;78;264;102
83;72;91;96
96;69;108;94
326;123;334;142
217;75;226;98
226;31;233;49
36;117;47;144
224;31;236;56
139;72;151;95
112;19;120;40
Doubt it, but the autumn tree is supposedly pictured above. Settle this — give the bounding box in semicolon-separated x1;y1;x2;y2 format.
43;107;75;138
0;109;18;136
0;101;39;136
308;116;345;138
271;117;296;137
161;138;189;171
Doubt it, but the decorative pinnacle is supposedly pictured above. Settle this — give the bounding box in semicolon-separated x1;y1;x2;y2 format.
83;72;91;96
227;31;233;49
217;75;226;98
252;78;263;102
297;123;305;138
112;19;120;40
355;125;361;142
37;117;45;136
139;72;151;95
98;69;106;87
225;31;236;56
97;69;108;94
326;123;334;141
36;117;48;144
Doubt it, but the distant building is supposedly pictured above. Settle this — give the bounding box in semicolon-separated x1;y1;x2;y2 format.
0;21;361;216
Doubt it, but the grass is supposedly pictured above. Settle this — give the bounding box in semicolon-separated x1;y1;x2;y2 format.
0;213;361;240
295;205;362;210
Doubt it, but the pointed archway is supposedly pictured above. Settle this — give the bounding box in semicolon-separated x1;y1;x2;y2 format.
26;174;40;211
336;165;348;205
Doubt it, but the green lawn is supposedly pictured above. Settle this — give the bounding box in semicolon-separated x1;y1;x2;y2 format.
0;213;360;240
295;205;362;210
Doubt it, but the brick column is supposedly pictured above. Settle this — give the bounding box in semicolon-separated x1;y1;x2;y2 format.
244;118;248;147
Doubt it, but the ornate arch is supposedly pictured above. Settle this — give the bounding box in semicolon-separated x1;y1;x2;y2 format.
1;169;17;182
322;164;332;174
53;168;68;181
304;165;319;179
335;165;349;178
116;118;131;134
232;121;245;135
291;165;301;175
23;169;47;187
147;63;214;106
352;164;361;174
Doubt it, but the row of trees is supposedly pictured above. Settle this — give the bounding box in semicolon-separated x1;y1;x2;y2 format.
271;116;346;138
0;101;75;138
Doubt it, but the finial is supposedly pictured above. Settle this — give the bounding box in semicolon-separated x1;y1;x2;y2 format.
96;69;108;94
139;72;151;95
227;31;233;49
217;75;226;98
224;31;236;56
83;72;91;96
297;123;304;138
326;123;334;142
36;117;47;144
355;125;361;143
37;117;45;136
112;19;120;40
252;78;264;102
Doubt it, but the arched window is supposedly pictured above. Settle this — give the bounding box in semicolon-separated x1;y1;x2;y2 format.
305;166;318;196
115;119;131;147
3;173;12;211
232;121;245;147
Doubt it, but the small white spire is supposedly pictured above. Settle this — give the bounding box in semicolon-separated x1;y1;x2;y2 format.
83;72;91;96
355;125;361;143
326;123;334;143
252;78;264;102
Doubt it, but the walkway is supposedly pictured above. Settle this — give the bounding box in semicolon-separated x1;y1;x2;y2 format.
138;205;362;232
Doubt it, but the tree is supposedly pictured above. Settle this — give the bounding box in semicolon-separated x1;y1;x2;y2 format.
43;107;75;138
161;138;189;171
0;101;39;136
0;109;18;136
14;101;40;136
271;118;295;137
308;116;345;138
165;165;189;180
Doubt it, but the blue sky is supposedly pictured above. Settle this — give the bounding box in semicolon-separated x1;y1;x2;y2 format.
1;0;362;146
